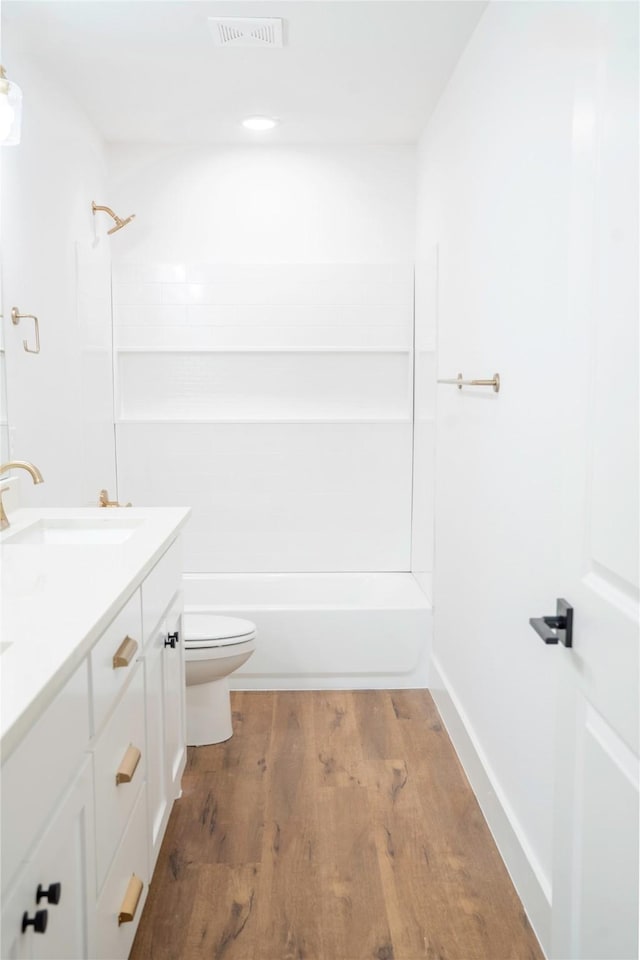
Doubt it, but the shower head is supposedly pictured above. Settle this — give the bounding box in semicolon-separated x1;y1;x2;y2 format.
107;213;136;235
92;201;136;235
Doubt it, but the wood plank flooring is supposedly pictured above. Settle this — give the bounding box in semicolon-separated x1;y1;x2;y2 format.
130;691;544;960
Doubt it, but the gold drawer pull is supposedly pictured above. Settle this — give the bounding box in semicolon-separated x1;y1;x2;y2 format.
115;745;141;785
118;874;143;926
112;635;138;669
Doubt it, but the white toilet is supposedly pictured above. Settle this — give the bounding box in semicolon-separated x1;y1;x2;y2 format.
183;613;256;746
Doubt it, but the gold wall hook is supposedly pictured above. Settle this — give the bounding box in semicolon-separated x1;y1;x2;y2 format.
11;306;40;354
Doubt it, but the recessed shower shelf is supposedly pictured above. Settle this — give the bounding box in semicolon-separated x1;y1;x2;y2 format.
115;346;412;354
115;348;412;422
116;417;413;425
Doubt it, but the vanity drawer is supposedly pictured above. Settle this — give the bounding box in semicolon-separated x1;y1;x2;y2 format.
1;660;90;894
90;589;142;736
94;784;149;960
92;662;146;893
141;538;181;645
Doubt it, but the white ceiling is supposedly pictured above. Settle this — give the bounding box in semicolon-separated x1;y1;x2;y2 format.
3;1;486;145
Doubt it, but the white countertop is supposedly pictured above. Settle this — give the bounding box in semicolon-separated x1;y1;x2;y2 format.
0;506;190;761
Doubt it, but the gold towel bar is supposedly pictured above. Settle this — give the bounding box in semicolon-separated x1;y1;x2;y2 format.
437;372;500;393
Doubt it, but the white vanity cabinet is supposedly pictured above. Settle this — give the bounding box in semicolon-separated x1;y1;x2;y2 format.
0;521;187;960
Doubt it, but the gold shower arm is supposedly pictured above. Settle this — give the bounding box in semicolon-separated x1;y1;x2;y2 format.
92;201;136;235
92;201;118;220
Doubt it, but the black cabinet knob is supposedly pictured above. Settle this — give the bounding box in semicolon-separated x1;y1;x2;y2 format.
22;909;48;934
37;882;61;905
164;631;179;649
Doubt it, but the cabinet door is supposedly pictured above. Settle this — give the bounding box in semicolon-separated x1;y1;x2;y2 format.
0;759;95;960
143;624;167;873
163;594;186;800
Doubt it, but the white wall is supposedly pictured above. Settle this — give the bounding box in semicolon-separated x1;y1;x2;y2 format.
1;34;115;506
107;145;416;264
108;146;418;574
413;3;631;951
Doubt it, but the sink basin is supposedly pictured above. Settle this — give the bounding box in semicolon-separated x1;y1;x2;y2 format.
2;519;143;546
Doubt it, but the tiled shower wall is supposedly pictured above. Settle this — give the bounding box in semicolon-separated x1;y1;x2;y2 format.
113;262;417;573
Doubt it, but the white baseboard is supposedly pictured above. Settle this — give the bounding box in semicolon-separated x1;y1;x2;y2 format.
230;662;430;692
430;654;551;958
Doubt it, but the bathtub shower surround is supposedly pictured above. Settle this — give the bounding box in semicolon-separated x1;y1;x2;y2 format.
113;262;414;570
184;573;430;689
112;261;432;687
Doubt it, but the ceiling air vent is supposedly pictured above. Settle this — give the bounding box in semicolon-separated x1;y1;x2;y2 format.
208;17;284;48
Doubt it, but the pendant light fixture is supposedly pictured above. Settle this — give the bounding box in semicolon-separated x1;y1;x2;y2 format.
0;66;22;146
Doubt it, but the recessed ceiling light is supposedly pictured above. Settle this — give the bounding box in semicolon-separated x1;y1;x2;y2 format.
242;116;278;132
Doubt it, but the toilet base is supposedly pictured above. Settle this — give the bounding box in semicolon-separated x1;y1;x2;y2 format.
186;677;233;745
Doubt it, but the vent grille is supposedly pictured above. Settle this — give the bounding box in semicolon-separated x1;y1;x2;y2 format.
208;17;284;48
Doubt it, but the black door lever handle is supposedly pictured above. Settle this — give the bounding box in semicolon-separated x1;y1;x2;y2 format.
529;599;573;648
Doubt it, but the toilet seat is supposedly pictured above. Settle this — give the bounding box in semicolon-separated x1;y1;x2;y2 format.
184;613;257;648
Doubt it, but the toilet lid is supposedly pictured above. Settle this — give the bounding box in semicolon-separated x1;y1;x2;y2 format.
184;614;256;648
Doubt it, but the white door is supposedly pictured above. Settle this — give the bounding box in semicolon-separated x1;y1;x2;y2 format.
429;2;638;956
551;5;639;958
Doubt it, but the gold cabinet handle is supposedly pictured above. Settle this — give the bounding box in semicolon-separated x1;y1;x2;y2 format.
112;635;138;669
118;874;143;926
115;744;141;785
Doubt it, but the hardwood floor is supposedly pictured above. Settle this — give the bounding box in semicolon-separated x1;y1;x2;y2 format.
130;691;544;960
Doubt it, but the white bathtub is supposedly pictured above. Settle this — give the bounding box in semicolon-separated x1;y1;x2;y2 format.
182;572;432;689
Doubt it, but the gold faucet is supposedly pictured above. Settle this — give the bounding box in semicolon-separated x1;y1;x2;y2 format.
0;461;44;531
98;489;132;508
